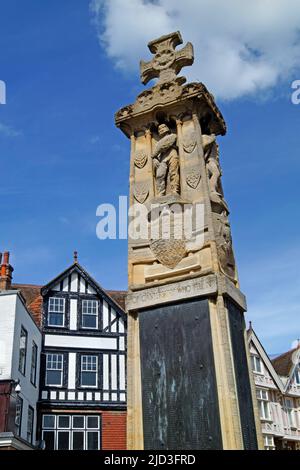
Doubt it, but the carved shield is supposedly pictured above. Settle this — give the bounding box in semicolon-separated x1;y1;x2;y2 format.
150;239;186;269
186;168;201;189
134;182;149;204
182;129;197;154
134;150;148;169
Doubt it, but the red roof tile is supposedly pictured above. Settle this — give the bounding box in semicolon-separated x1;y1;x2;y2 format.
12;283;42;327
271;348;298;377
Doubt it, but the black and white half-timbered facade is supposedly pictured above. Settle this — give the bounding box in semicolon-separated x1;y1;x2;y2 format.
38;260;127;450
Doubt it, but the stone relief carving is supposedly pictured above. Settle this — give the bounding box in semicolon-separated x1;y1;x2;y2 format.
182;129;197;154
203;134;229;213
134;182;149;204
215;211;236;280
186;168;201;189
152;123;180;196
134;79;183;113
203;134;222;196
150;238;186;269
134;150;148;169
115;104;133;121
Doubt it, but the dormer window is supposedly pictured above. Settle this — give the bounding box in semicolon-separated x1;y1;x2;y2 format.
48;297;65;327
251;354;263;374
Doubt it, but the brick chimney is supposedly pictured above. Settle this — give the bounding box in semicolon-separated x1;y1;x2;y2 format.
0;251;14;290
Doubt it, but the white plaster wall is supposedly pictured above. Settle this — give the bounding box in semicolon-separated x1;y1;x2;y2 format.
10;294;42;444
0;293;17;379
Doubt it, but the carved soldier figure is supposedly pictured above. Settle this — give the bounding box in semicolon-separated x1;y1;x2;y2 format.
152;123;180;196
217;211;236;279
203;134;222;196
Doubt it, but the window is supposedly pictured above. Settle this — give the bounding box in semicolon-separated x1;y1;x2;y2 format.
294;367;300;385
42;414;101;450
82;300;98;329
257;389;271;420
15;396;23;436
81;355;98;387
251;355;263;374
286;399;296;428
30;342;38;386
48;297;65;327
18;326;28;375
264;435;275;450
58;415;70;429
27;406;34;444
46;354;63;387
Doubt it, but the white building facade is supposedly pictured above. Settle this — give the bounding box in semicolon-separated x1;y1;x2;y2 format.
248;328;300;450
0;290;41;449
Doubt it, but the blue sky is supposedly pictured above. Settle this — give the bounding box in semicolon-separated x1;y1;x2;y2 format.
0;0;299;354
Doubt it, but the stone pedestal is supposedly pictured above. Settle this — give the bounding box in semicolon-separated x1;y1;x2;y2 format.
115;31;263;450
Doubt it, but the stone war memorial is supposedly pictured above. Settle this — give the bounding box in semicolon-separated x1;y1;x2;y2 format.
115;31;263;450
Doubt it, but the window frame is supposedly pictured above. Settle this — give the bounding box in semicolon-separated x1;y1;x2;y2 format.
294;367;300;385
286;398;296;428
30;341;38;386
80;355;98;388
18;326;28;375
257;389;271;420
45;353;64;387
251;354;263;374
264;434;275;450
15;396;23;437
27;406;34;444
86;430;100;450
42;414;56;429
42;414;101;450
56;430;71;450
81;299;98;330
48;297;66;328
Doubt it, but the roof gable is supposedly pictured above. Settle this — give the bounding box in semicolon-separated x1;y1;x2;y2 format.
41;262;126;316
247;328;284;393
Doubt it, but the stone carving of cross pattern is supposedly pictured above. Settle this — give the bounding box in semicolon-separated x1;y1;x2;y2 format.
140;31;194;85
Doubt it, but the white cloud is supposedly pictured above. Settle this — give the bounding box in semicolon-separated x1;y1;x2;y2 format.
0;122;22;137
90;0;300;100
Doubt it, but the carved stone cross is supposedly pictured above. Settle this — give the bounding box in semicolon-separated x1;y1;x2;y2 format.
140;31;194;85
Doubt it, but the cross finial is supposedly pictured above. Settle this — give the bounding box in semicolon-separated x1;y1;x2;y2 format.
140;31;194;85
73;251;78;263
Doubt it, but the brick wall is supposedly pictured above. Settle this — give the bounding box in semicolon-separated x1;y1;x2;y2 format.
102;411;126;450
0;381;11;432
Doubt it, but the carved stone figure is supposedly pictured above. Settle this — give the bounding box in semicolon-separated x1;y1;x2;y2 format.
203;134;222;197
216;212;236;279
152;124;180;196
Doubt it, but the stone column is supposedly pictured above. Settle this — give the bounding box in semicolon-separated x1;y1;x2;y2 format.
115;31;261;450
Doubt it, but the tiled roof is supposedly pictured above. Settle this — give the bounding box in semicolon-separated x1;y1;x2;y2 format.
12;283;42;305
271;348;298;377
106;290;127;310
12;284;43;327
